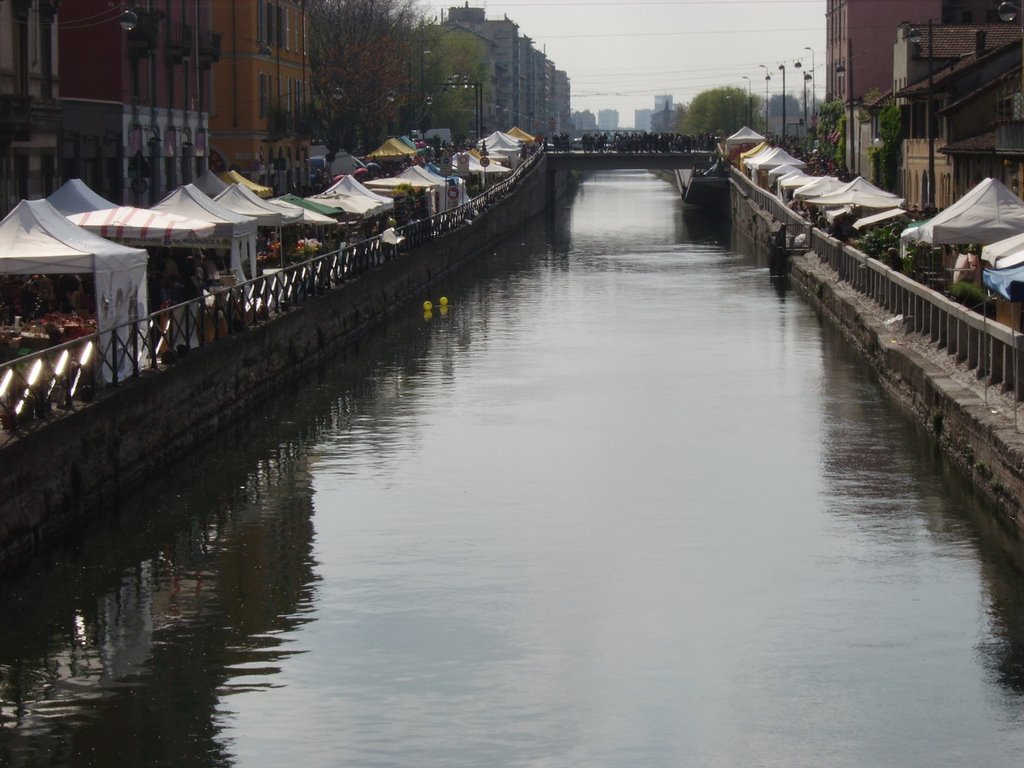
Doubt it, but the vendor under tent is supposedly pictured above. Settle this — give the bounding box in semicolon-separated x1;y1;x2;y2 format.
151;184;258;279
66;206;217;245
0;199;148;381
901;177;1024;246
365;137;418;162
194;168;229;198
46;178;118;216
217;170;273;198
801;177;904;208
853;208;909;232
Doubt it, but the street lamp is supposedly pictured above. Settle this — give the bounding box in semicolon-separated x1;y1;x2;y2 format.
803;73;812;148
908;22;935;208
119;9;138;31
778;63;787;140
741;76;752;126
803;46;816;128
834;38;856;175
759;65;771;134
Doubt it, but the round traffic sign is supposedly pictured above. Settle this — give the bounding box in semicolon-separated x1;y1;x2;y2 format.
447;185;459;201
480;156;490;168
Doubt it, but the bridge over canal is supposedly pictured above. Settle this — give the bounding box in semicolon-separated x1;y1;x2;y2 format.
544;150;717;173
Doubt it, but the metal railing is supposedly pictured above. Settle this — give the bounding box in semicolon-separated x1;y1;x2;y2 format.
0;149;544;437
733;168;1024;402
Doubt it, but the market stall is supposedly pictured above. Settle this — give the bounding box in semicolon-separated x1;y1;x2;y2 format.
0;199;148;380
900;178;1024;246
151;184;258;279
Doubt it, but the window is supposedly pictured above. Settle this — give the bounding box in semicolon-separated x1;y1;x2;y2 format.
259;73;266;117
257;0;265;41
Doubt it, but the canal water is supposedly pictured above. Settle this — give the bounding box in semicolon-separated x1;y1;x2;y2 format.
3;170;1024;767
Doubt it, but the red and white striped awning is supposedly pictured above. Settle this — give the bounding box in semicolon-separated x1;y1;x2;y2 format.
67;206;216;245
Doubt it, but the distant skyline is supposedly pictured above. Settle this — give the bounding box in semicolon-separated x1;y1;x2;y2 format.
425;0;828;128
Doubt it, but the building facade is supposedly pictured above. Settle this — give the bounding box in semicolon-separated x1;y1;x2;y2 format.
209;0;312;196
1;0;61;216
58;0;218;207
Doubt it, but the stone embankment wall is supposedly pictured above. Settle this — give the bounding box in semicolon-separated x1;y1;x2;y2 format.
731;175;1024;530
0;156;560;572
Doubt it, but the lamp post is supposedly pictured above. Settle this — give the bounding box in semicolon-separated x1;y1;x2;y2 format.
778;64;787;140
803;46;816;129
803;73;812;149
908;22;935;208
741;76;752;126
999;2;1023;198
834;38;856;175
759;65;771;134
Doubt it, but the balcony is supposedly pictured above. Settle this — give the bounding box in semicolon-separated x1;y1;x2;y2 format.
126;10;162;56
0;94;32;143
198;30;222;64
165;22;193;63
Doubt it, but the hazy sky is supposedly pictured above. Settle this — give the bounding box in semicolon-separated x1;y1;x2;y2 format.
423;0;827;127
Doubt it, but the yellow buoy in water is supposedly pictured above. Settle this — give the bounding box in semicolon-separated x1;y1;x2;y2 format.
423;300;433;311
423;309;433;321
439;296;448;307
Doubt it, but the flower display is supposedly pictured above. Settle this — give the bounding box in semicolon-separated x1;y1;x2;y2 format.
295;238;321;257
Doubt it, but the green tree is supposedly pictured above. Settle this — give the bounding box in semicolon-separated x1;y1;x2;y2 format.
875;102;901;190
309;0;420;156
417;25;491;142
682;87;760;135
817;99;846;168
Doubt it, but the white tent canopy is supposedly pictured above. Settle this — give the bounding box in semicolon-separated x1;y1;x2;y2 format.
745;147;806;172
480;131;522;152
802;177;904;209
902;177;1024;246
214;183;302;227
151;184;258;278
793;176;844;200
777;171;817;190
66;206;217;246
193;168;230;198
0;199;148;380
323;174;393;205
768;163;802;180
308;190;389;217
725;126;766;146
853;208;908;231
46;178;118;216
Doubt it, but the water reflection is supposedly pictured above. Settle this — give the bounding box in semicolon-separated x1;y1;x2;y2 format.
2;171;1024;765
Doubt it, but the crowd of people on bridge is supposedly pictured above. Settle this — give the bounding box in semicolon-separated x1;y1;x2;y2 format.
548;132;718;154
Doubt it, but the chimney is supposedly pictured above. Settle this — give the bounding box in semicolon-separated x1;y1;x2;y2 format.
976;30;987;58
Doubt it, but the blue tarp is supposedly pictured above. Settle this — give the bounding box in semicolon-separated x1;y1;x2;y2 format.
983;264;1024;301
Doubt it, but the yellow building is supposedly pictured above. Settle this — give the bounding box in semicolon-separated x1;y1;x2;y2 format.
210;0;312;196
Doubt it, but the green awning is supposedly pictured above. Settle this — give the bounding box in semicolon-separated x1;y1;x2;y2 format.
275;193;344;218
